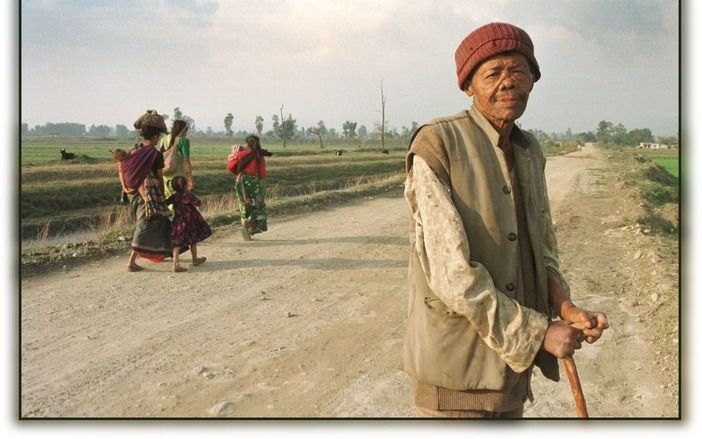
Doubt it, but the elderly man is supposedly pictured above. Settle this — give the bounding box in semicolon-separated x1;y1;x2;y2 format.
402;22;608;418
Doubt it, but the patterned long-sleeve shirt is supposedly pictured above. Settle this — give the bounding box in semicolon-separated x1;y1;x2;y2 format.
405;155;549;372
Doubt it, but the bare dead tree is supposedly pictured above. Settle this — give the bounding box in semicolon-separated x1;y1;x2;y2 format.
309;129;324;148
379;80;389;153
280;105;286;149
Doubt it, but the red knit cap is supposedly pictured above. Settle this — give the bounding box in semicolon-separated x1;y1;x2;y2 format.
455;22;540;90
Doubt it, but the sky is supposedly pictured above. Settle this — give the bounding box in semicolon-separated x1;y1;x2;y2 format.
21;0;679;136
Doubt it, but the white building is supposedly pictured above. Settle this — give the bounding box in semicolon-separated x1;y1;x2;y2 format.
638;142;669;149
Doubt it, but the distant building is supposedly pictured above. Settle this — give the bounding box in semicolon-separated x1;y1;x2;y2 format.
638;142;669;149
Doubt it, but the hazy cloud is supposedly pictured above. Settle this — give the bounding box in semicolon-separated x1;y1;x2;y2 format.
21;0;679;135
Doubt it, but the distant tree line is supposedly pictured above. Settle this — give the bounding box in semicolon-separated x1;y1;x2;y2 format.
21;117;420;144
22;112;676;148
594;120;677;147
23;122;135;138
525;120;677;149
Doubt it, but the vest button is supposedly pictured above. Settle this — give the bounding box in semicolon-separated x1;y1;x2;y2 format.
503;185;512;194
508;232;517;241
506;283;515;291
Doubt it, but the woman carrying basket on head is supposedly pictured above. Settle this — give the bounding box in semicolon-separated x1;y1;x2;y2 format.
119;110;172;271
226;135;271;240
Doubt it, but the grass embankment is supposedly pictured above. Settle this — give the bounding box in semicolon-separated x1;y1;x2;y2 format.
649;157;678;178
621;150;679;236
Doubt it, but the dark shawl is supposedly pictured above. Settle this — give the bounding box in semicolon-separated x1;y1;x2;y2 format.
122;144;160;189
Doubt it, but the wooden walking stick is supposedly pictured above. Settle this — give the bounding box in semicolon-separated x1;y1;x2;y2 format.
562;355;588;418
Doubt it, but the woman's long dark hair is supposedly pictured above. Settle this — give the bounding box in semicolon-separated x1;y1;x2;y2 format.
169;120;188;148
245;135;263;160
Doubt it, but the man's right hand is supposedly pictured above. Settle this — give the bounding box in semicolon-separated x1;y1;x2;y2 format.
543;320;585;358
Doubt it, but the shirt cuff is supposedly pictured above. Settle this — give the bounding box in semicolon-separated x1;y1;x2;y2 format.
503;309;550;372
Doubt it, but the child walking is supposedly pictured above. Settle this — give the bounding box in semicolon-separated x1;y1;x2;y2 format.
166;175;212;272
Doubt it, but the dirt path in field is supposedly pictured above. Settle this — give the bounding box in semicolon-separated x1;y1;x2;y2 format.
20;144;678;418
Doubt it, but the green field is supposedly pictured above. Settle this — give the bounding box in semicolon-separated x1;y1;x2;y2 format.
20;136;410;164
20;137;408;239
630;149;679;178
649;157;679;178
20;135;583;240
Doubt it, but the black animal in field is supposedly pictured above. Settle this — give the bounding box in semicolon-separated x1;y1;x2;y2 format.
59;149;75;160
335;150;343;157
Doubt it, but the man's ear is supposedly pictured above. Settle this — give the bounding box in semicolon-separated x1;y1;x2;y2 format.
465;81;474;97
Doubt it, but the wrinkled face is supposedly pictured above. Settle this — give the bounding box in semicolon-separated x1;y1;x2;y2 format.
466;52;535;128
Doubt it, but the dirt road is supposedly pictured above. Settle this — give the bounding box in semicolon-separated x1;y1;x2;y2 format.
20;145;678;418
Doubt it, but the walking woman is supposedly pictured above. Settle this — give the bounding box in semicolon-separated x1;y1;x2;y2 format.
120;110;172;271
226;135;269;240
158;119;194;201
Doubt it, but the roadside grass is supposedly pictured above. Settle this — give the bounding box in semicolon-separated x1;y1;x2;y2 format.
204;172;405;228
628;148;679;178
621;151;679;236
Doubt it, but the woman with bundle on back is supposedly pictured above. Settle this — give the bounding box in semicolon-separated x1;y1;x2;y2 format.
158;119;194;202
226;135;271;240
119;110;172;271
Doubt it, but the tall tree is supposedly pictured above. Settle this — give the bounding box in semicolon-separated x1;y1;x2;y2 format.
173;107;183;120
575;131;596;143
271;114;280;136
224;113;234;137
115;124;130;138
628;128;654;146
172;107;196;132
88;124;111;137
342;121;357;139
410;121;419;137
316;120;328;137
611;123;628;145
255;115;264;136
596;120;613;144
274;105;297;148
308;128;324;148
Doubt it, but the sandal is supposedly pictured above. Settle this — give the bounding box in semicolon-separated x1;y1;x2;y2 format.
173;265;187;273
127;265;144;272
192;257;207;267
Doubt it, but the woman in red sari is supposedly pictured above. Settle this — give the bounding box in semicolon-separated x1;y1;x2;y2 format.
226;135;270;240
